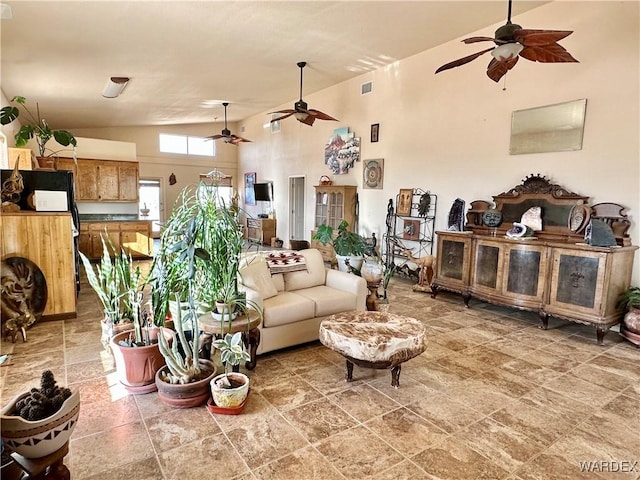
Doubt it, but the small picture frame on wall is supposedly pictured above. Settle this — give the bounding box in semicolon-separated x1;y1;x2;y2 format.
370;123;379;143
245;172;256;206
397;188;413;216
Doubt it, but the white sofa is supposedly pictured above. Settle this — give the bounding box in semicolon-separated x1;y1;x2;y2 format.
239;248;367;355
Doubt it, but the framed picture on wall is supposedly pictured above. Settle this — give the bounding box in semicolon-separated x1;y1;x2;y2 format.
397;188;413;216
245;172;256;206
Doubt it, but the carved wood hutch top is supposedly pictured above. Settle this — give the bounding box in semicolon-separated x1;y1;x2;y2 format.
465;174;632;246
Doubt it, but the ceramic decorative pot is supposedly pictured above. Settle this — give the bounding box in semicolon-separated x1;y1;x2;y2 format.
155;359;217;408
101;319;133;350
623;307;640;334
1;390;80;458
110;328;173;394
336;255;364;273
210;373;249;409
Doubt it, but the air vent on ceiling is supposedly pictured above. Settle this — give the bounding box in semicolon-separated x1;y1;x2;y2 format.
361;81;373;95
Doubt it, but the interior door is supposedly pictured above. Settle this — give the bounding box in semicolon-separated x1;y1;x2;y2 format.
289;176;305;240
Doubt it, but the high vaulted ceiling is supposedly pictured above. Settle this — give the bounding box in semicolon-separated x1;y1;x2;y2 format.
1;1;547;129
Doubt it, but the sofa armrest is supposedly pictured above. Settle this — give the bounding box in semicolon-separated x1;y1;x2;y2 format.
325;269;368;311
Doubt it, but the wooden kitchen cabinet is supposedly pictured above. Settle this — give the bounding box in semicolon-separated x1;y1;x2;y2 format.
64;159;139;202
0;213;76;319
79;221;152;259
97;163;119;201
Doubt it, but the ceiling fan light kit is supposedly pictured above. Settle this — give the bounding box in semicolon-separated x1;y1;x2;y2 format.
102;76;129;98
206;102;251;145
435;0;578;82
269;61;338;126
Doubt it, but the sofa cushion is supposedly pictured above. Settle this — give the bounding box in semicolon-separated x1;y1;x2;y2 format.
262;292;316;327
239;259;278;300
295;286;358;317
271;273;285;292
284;249;326;291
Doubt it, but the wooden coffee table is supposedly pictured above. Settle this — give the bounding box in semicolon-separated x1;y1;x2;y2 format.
198;311;261;370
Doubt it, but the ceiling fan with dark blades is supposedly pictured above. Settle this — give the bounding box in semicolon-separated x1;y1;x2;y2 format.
270;61;338;126
435;0;578;82
206;102;251;145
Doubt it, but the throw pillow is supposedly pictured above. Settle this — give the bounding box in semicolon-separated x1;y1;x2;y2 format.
240;261;278;299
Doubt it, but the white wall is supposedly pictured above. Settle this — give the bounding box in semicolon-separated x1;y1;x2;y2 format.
237;1;640;284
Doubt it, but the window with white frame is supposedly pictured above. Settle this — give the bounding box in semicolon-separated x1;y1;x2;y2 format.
159;133;215;156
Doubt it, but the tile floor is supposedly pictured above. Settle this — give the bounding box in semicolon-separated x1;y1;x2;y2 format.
1;270;639;479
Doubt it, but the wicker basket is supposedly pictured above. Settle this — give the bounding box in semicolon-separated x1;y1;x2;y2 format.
319;175;333;186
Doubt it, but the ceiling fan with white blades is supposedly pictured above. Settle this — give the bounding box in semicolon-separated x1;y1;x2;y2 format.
435;0;578;82
270;62;338;126
206;102;251;145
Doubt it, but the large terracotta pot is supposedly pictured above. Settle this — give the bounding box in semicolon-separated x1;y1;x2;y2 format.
1;389;80;458
110;327;173;394
155;359;217;408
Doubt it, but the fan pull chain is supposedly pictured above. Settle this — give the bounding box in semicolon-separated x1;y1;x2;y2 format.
502;75;508;91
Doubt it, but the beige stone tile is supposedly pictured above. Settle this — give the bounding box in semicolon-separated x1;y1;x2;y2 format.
516;452;616;480
542;373;620;408
368;375;440;406
294;362;366;396
212;393;278;434
490;399;573;444
459;344;517;367
505;328;561;349
365;407;449;456
372;460;430;480
67;357;116;384
82;457;163;480
411;435;510;480
406;392;482;434
226;412;307;469
146;404;221;452
252;445;344;480
283;398;358;443
274;347;336;374
259;376;323;411
602;342;640;364
458;417;546;472
72;394;140;439
569;362;636;392
158;432;249;480
520;349;581;374
586;353;640;381
1;350;65;377
330;384;400;422
484;337;539;359
245;356;296;392
501;357;563;384
520;387;592;423
445;379;518;415
315;425;404;478
538;338;601;363
69;421;154;479
602;393;639;422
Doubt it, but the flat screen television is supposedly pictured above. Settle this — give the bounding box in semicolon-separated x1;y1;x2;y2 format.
253;182;273;201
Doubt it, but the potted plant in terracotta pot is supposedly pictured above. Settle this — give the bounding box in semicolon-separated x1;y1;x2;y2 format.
1;370;80;460
209;332;251;413
0;96;77;166
313;219;366;273
80;235;139;349
617;286;640;345
81;236;171;393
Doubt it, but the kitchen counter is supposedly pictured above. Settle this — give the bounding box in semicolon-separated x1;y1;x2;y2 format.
79;214;150;222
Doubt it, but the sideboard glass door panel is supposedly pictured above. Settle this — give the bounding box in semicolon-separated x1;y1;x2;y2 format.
502;245;548;301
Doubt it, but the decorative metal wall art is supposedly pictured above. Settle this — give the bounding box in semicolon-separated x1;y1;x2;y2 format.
324;127;360;175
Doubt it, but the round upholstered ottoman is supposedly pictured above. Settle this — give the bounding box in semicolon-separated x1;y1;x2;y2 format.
319;311;427;388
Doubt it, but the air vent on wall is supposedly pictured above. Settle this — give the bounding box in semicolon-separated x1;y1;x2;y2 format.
361;81;373;95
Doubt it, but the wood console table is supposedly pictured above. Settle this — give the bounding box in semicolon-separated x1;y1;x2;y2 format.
246;218;276;246
431;175;637;344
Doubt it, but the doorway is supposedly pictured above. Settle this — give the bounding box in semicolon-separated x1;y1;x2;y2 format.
139;177;163;238
289;176;305;241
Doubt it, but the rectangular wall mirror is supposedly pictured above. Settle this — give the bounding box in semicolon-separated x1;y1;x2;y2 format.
509;98;587;155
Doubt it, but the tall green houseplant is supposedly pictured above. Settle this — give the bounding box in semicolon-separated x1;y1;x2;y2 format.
0;96;77;160
153;182;259;384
